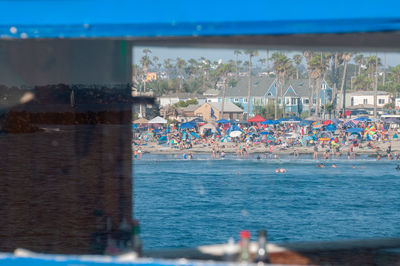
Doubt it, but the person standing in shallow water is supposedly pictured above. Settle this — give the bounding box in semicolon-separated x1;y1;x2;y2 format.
313;144;318;160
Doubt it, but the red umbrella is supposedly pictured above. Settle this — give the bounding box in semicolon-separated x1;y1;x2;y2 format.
323;120;332;126
248;115;265;123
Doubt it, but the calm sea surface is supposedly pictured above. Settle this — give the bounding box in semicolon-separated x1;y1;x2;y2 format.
133;154;400;250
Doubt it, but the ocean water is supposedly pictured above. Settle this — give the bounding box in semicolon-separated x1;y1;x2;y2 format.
133;154;400;250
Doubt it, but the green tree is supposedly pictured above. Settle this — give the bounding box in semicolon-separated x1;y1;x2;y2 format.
216;62;235;118
354;54;364;76
293;54;302;79
176;57;187;92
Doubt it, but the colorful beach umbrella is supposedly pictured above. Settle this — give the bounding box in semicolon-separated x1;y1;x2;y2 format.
312;121;323;129
364;124;376;139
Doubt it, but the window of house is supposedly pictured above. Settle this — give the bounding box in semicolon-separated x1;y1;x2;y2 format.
303;99;309;104
267;92;272;96
379;99;385;104
243;98;248;103
234;98;239;102
285;98;290;105
291;98;297;105
313;99;316;104
363;99;368;104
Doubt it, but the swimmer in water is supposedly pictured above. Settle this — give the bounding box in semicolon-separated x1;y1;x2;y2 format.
256;155;261;160
332;164;337;168
396;165;400;170
275;168;279;174
320;163;325;168
279;168;287;173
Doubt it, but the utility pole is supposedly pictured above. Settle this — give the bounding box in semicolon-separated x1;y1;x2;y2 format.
374;52;378;118
266;50;270;75
383;53;386;86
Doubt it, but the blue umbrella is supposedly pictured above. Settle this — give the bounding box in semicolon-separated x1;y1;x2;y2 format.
286;116;302;121
354;116;371;122
180;122;196;129
346;127;363;133
299;120;313;127
260;131;271;135
261;119;277;125
216;119;230;124
326;124;337;131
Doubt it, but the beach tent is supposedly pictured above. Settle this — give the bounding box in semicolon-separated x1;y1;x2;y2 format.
180;122;196;129
133;118;149;124
148;116;168;124
158;136;168;144
229;131;242;137
190;132;200;139
200;123;216;130
346;127;363;133
248;115;265;123
189;118;205;124
226;124;241;134
216;119;230;124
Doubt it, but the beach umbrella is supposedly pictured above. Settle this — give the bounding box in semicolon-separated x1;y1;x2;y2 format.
343;120;356;128
326;124;337;132
261;119;277;125
216;119;230;124
260;131;271;135
285;116;302;122
229;131;242;138
170;139;178;144
353;116;371;122
346;127;363;133
248;115;265;123
180;122;196;129
299;120;313;127
312;121;323;129
148;116;168;124
323;120;332;126
364;124;376;138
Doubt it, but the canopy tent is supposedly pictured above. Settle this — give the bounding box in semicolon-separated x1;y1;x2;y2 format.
248;115;265;123
148;116;168;124
133;118;149;124
180;122;196;129
226;124;242;134
216;119;230;124
200;123;217;130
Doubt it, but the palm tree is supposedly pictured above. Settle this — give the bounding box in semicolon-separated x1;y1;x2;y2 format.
308;52;331;117
303;51;314;114
366;55;382;89
339;53;352;115
216;62;235;118
293;54;302;79
354;54;364;76
271;52;292;119
176;57;187;92
163;59;173;82
258;58;266;73
234;50;242;77
244;50;259;118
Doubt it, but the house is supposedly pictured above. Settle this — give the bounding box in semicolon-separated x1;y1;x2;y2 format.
345;91;390;108
158;93;206;107
194;102;244;121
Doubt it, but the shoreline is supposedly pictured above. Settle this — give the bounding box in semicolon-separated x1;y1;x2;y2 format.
138;143;399;157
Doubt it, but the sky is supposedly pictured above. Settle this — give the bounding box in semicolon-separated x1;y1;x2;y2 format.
133;46;400;68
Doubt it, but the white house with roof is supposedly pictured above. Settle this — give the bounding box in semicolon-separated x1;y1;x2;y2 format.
344;91;391;108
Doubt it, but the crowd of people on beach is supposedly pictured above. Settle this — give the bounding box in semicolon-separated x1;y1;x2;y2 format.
132;115;400;162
